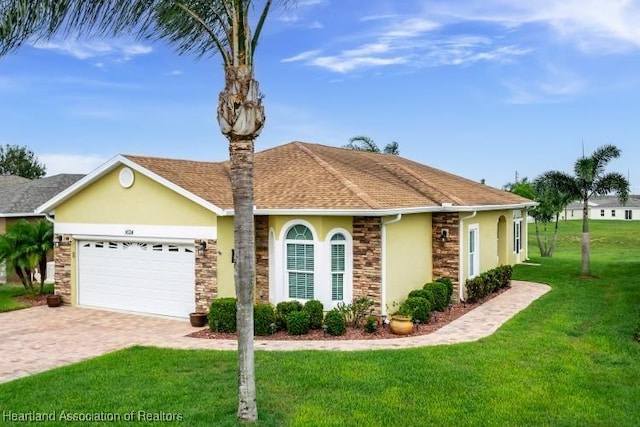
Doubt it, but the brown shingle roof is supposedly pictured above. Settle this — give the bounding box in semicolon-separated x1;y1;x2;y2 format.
125;142;532;212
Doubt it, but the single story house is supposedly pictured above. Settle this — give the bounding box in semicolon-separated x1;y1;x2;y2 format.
38;142;535;318
0;173;84;283
560;195;640;221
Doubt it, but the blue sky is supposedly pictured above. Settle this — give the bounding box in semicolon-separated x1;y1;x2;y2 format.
1;0;639;192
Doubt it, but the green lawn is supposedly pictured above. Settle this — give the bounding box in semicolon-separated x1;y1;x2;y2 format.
0;283;53;313
1;220;639;426
0;283;31;312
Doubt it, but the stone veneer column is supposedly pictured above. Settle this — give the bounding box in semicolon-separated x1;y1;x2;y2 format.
255;216;270;303
53;234;72;304
195;239;217;313
352;216;382;312
431;213;460;301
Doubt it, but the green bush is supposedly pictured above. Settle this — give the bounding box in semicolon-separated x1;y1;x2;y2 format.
286;310;310;335
304;300;324;330
254;303;276;336
423;281;449;311
364;316;378;333
275;300;303;331
408;289;431;301
465;265;512;303
435;277;454;301
323;308;346;336
398;297;431;323
208;298;236;333
337;297;375;328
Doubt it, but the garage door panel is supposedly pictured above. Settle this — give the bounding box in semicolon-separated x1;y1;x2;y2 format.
78;240;196;318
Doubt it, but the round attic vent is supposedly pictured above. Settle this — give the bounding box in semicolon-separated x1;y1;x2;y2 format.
119;167;135;188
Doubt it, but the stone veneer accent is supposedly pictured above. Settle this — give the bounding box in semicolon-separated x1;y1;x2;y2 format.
352;216;382;312
195;239;217;313
431;212;460;300
53;234;72;304
255;216;270;303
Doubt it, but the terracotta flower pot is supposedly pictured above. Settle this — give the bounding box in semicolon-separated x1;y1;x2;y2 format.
390;315;413;335
189;312;208;327
46;294;62;308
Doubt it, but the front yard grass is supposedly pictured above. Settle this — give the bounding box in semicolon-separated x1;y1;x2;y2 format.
0;221;639;426
0;283;53;313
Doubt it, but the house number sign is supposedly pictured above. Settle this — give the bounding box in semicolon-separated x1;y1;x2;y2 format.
125;229;134;235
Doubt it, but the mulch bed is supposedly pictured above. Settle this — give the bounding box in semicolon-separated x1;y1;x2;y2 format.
16;293;49;307
188;287;508;341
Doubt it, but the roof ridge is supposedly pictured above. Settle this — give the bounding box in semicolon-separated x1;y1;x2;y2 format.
294;142;381;209
378;158;466;205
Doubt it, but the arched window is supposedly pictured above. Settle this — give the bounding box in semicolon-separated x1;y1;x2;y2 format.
286;225;314;299
330;233;346;301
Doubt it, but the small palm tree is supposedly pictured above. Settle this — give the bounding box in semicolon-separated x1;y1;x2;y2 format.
538;144;629;275
344;135;400;155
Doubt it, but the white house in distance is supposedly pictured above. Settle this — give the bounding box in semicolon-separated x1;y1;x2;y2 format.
560;196;640;221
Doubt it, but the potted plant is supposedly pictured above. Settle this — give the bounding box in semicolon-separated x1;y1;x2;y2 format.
189;312;208;327
389;304;413;336
46;294;62;307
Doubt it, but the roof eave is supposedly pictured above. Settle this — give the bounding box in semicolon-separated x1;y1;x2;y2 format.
35;155;226;216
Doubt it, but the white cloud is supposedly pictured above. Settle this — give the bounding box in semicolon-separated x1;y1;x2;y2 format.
309;21;324;30
166;70;184;76
282;50;323;63
310;56;408;73
30;39;153;61
504;66;585;104
40;154;109;176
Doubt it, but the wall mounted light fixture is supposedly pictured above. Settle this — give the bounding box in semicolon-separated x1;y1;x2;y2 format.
54;235;63;248
198;241;207;256
440;229;449;243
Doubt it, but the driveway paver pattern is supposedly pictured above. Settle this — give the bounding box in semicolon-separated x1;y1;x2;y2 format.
0;280;550;384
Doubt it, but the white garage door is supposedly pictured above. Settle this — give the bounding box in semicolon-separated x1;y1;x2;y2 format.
78;240;196;318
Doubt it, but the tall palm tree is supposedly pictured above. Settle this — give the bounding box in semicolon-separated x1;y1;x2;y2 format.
538;144;629;276
0;1;285;421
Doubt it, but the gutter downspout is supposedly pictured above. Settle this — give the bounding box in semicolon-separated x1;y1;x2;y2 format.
381;213;402;315
458;211;477;302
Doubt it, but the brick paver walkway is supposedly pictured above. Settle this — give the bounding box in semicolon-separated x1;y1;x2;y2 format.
0;280;550;383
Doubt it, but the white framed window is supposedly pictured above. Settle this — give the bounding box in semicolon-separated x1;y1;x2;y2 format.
600;209;605;217
625;210;633;220
611;210;616;217
276;222;352;307
513;219;523;254
286;224;315;299
330;233;346;301
468;224;480;278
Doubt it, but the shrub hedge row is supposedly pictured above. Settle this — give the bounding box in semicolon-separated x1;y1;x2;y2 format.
465;265;513;303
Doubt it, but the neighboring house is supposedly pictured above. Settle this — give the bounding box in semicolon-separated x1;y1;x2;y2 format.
560;196;640;221
0;174;84;283
37;142;535;318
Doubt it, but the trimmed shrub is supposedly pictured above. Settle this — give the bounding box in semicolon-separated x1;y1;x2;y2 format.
398;297;431;323
497;265;513;288
304;300;324;330
276;300;303;331
324;308;346;336
364;316;378;333
423;281;449;311
286;310;311;335
208;298;236;333
408;289;431;301
465;265;512;303
254;303;276;336
435;277;454;301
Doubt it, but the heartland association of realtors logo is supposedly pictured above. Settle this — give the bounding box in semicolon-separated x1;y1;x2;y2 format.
2;410;184;422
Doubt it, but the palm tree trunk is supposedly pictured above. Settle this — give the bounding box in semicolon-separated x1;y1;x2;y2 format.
534;220;544;256
581;197;590;276
229;137;257;421
218;65;263;423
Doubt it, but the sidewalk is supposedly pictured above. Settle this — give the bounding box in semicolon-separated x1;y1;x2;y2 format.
0;280;550;383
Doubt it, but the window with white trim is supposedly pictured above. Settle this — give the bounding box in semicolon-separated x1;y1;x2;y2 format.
286;225;315;299
600;209;605;217
612;210;616;217
468;224;479;278
330;233;346;301
513;220;522;254
625;210;632;220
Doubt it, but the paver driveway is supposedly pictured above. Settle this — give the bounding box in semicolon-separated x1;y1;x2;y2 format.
0;280;550;384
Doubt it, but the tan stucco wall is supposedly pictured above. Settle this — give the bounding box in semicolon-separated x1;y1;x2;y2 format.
55;168;216;227
216;216;235;298
460;209;527;280
384;213;432;311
